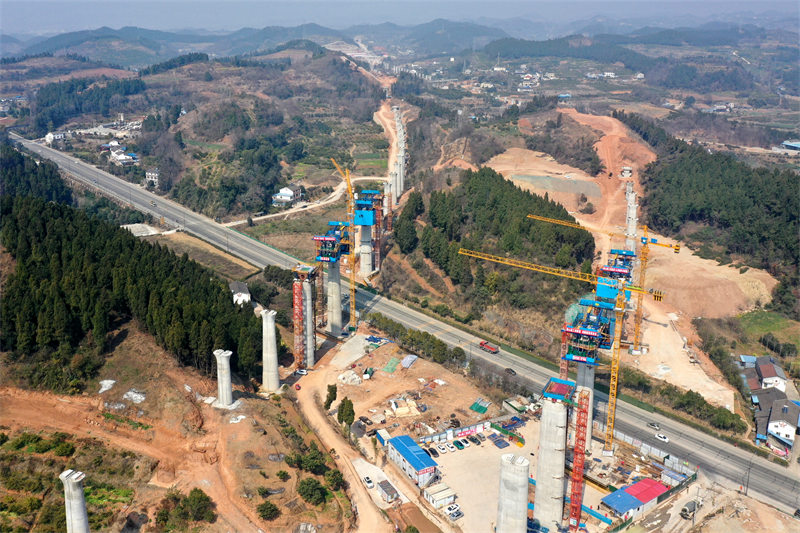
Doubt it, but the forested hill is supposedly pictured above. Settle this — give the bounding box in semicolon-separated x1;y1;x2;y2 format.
612;111;799;318
398;167;595;315
0;146;262;392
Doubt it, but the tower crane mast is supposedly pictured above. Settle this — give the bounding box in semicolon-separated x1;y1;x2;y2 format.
331;158;358;330
457;248;665;453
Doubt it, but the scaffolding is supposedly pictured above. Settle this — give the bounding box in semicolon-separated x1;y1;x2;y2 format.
568;389;590;531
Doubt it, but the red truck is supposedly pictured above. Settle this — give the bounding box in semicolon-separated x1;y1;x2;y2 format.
479;340;499;354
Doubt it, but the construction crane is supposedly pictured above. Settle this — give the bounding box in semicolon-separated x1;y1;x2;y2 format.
526;214;678;350
457;248;665;454
331;158;358;330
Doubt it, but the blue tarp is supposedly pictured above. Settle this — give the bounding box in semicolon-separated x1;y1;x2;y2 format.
601;487;641;516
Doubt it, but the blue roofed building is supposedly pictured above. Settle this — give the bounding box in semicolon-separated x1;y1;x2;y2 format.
387;435;438;486
781;140;800;151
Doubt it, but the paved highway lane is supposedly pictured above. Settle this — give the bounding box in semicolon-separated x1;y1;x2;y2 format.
12;134;800;514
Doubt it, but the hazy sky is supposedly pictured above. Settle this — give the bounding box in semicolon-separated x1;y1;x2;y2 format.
2;1;797;36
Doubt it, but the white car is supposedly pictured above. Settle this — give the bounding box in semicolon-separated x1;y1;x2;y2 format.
364;476;374;489
436;444;448;454
446;442;457;452
655;433;669;444
445;503;460;515
459;438;470;448
295;369;308;375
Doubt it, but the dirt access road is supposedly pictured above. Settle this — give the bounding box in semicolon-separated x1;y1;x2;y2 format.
0;386;263;532
294;355;394;533
491;108;776;409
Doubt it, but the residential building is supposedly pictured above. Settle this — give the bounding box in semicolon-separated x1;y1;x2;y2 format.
752;387;787;443
756;356;787;392
781;140;800;151
386;435;438;486
229;281;251;306
271;184;303;205
145;168;159;188
767;400;799;448
45;131;71;145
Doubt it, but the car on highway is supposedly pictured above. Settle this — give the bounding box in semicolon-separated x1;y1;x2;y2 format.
479;340;499;354
655;433;669;444
150;200;156;207
445;503;460;515
647;422;660;430
295;369;308;375
505;367;517;376
446;442;457;452
459;438;470;448
436;444;448;454
453;440;464;450
364;476;374;489
428;446;439;458
449;510;464;521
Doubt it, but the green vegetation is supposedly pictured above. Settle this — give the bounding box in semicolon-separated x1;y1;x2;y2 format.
0;429;150;532
336;397;355;427
395;191;423;254
412;167;594;316
154;488;216;531
323;384;337;410
101;413;153;430
284;442;328;475
324;469;345;491
297;478;327;506
30;77;146;136
139;52;209;76
276;470;290;482
524;113;603;175
1;147;262;391
0;143;72;203
613;110;799;319
693;319;748;397
257;500;280;520
368;313;466;367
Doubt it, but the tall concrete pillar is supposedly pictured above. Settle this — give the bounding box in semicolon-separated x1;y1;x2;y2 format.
575;364;595;451
496;454;529;533
213;349;233;407
625;182;638;252
359;225;373;276
302;280;315;367
535;400;567;530
382;183;390;218
327;262;342;334
261;310;280;392
60;470;90;533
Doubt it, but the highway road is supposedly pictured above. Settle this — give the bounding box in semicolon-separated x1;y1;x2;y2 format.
12;133;800;514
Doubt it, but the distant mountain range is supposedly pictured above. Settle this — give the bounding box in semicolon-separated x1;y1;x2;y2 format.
0;19;508;67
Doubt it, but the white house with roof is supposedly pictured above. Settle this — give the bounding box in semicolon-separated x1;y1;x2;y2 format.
756;356;787;392
767;400;800;448
229;281;251;306
271;184;303;205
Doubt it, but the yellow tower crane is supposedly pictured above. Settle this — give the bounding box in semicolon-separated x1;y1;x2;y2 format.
331;158;358;330
526;214;679;351
457;248;665;454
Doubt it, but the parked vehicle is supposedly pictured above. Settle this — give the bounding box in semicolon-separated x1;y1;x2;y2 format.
446;442;457;452
295;369;308;376
459;438;470;448
479;340;499;354
453;440;464;450
428;447;439;458
437;444;448;454
449;510;464;521
445;503;460;515
364;477;374;488
476;433;487;441
467;435;481;445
